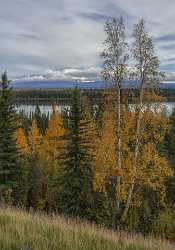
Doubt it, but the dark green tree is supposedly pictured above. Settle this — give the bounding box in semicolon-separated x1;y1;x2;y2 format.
26;155;48;210
162;108;175;209
0;72;21;203
58;88;94;219
34;104;48;135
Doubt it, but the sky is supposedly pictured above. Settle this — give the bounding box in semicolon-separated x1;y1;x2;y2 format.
1;0;175;80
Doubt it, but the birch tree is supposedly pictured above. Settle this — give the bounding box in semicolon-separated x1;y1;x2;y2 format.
102;17;128;209
122;19;161;221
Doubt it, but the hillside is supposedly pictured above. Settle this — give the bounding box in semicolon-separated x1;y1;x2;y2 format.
0;207;174;250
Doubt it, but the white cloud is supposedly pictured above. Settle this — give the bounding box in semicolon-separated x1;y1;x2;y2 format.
17;66;102;81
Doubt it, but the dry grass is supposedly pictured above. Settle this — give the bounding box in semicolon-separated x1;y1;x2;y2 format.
0;207;174;250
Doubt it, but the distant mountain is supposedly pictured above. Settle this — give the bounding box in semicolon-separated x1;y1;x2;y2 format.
11;79;175;90
11;80;107;89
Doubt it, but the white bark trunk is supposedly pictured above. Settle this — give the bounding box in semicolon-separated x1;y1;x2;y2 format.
121;75;144;221
116;86;121;209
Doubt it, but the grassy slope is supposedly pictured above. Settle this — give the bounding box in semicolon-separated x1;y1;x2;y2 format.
0;207;174;250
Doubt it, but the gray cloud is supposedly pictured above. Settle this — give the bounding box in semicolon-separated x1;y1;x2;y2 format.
156;34;175;42
1;0;175;79
78;12;112;22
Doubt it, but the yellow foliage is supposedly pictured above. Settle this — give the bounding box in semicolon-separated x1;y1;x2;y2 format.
41;108;65;174
93;98;172;206
94;106;117;190
139;142;172;192
16;128;29;155
28;119;42;154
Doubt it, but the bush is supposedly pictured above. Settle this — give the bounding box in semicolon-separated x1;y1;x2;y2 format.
152;209;175;240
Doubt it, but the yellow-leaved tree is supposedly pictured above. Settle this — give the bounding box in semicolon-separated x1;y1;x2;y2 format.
16;128;29;155
94;107;117;191
28;119;42;154
94;94;172;218
41;106;65;175
121;106;171;206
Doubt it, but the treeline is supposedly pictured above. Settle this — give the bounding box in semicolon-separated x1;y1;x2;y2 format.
12;86;175;105
13;89;104;105
1;18;175;240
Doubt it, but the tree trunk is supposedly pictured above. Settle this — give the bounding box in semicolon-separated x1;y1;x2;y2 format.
116;86;121;209
121;76;144;221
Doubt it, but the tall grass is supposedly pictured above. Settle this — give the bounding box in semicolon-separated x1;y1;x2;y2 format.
0;207;174;250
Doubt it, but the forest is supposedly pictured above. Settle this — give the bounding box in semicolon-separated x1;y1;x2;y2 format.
1;18;175;242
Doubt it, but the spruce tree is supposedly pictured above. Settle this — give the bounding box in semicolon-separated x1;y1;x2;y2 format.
58;88;94;219
34;105;48;135
0;72;21;203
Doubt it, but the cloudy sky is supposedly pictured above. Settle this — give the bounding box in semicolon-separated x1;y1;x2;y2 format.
1;0;175;80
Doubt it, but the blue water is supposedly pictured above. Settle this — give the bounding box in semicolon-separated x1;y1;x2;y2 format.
11;80;175;90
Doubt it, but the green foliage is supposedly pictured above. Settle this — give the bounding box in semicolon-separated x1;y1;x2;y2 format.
166;176;175;206
163;108;175;167
152;209;175;240
138;188;165;234
123;187;166;234
34;104;49;135
163;108;175;209
58;88;94;219
90;190;118;227
26;155;48;210
0;72;22;203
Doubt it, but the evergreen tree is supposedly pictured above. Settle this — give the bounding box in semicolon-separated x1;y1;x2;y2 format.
163;108;175;208
163;108;175;166
0;72;21;203
26;119;46;209
58;88;94;219
34;105;48;135
26;155;47;210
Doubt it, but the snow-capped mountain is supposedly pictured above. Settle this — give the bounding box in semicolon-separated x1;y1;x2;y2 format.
15;67;101;82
